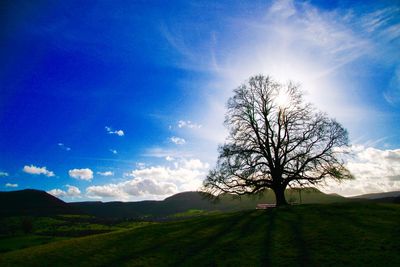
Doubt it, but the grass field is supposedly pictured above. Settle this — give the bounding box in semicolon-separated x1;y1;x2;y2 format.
0;214;152;253
0;202;399;266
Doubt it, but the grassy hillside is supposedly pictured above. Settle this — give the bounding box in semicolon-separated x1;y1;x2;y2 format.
0;214;153;253
1;202;399;266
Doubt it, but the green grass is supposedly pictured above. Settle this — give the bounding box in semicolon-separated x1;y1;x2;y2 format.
169;209;221;218
0;202;399;266
0;235;68;253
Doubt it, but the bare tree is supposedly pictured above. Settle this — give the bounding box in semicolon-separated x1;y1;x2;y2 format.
203;75;352;206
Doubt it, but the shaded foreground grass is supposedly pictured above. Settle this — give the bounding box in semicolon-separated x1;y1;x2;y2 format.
0;203;399;266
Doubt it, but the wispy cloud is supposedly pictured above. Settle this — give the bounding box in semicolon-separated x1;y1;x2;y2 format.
143;147;193;159
0;171;9;177
57;143;71;151
5;183;18;188
109;149;118;154
23;165;55;177
159;0;400;167
170;136;186;145
68;168;93;181
97;171;114;176
177;120;202;129
105;126;124;136
383;66;400;106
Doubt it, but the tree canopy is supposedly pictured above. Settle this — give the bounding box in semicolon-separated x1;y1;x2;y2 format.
203;75;352;206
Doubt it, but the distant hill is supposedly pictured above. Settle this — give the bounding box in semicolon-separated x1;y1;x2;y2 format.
351;191;400;200
0;188;350;218
0;189;77;217
71;188;348;219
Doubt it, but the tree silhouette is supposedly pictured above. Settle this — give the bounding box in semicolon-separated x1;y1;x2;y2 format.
203;75;352;206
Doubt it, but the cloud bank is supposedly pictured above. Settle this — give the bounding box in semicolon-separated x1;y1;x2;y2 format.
86;158;209;200
48;185;81;198
322;146;400;196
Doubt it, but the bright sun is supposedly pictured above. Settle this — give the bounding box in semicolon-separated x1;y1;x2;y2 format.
275;91;290;108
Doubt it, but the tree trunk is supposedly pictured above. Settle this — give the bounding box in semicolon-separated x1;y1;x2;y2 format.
273;186;288;206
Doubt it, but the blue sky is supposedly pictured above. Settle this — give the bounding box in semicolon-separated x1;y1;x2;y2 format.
1;0;399;200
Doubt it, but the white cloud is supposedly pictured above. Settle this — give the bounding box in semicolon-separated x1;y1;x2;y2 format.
97;171;114;176
109;149;118;154
58;143;71;151
170;136;186;145
69;168;93;181
47;188;66;197
115;130;124;136
47;185;81;198
178;120;202;129
165;156;174;161
321;145;400;196
66;185;81;196
0;171;9;177
23;165;55;177
5;183;18;188
105;126;124;136
86;158;209;200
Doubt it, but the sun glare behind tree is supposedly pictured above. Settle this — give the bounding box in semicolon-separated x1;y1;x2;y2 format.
203;75;353;206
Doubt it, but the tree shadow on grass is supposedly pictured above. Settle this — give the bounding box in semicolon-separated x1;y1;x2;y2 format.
260;209;276;267
109;211;256;266
188;210;275;266
288;211;311;267
260;207;312;267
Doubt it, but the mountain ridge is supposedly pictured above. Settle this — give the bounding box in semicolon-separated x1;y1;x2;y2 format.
1;188;348;218
2;188;399;218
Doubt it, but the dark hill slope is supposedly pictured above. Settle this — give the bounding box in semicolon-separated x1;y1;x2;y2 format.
69;200;161;218
0;189;77;217
1;203;399;266
71;188;348;218
350;191;400;204
351;191;400;199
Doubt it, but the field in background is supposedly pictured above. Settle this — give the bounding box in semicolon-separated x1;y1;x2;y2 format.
0;214;153;253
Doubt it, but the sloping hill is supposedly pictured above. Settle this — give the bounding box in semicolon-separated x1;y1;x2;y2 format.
1;203;399;266
351;191;400;199
0;189;77;217
71;188;348;219
350;191;400;204
0;188;348;218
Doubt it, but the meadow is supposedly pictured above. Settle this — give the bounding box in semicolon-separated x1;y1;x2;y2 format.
0;214;152;253
0;202;399;266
